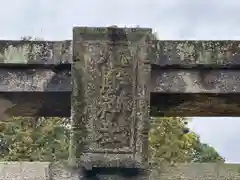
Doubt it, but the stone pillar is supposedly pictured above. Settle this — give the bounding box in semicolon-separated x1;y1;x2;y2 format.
71;27;152;179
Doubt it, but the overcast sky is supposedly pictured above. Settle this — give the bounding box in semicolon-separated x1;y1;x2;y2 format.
1;0;240;163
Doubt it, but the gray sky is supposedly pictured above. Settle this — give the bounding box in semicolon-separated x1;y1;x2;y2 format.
188;118;240;163
1;0;240;163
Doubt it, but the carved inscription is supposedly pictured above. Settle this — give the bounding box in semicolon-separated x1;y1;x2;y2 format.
86;42;135;151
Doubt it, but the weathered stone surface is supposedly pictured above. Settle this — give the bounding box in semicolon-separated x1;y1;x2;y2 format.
73;26;151;41
151;68;240;93
3;66;240;117
5;66;240;94
48;162;240;180
0;161;50;180
150;40;240;65
0;65;71;117
2;161;240;180
150;163;240;180
71;27;152;169
48;161;80;180
0;40;72;64
0;69;70;92
3;39;240;66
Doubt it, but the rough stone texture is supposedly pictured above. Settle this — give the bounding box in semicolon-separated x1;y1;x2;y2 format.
0;40;72;64
0;65;71;117
3;67;240;117
4;66;240;117
150;40;240;65
4;67;240;94
151;69;240;93
149;163;240;180
71;26;152;171
0;69;70;92
1;162;240;180
3;39;240;65
48;161;80;180
2;40;240;94
48;162;240;180
0;162;50;180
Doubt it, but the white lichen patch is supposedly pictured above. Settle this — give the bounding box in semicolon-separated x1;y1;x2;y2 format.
3;45;30;63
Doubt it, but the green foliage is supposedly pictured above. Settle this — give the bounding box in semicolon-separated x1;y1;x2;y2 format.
0;117;70;161
149;117;224;163
149;117;196;163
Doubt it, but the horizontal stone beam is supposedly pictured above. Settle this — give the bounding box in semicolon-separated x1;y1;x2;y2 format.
150;65;240;116
151;67;240;93
2;161;240;180
0;40;72;64
0;64;71;117
0;65;71;92
4;61;240;94
150;40;240;66
2;39;240;66
2;64;240;117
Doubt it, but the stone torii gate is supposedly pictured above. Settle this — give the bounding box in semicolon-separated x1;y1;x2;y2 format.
1;26;240;179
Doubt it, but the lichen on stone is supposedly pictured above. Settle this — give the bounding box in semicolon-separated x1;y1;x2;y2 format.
3;44;29;63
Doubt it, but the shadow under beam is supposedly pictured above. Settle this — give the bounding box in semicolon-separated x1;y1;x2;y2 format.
150;93;240;117
0;92;71;117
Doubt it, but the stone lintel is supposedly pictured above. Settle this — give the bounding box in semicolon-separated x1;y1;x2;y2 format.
3;39;240;66
0;65;71;92
150;40;240;66
0;40;72;64
0;64;71;117
151;67;240;93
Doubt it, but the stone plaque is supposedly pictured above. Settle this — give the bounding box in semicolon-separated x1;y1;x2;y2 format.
72;27;152;169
